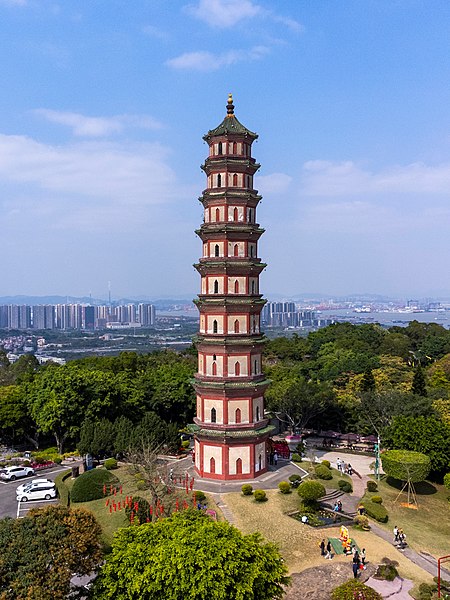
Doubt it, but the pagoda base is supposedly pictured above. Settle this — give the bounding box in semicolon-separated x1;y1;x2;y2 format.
194;435;270;480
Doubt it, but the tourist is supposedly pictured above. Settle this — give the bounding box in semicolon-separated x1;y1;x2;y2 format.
352;552;360;578
336;458;342;472
301;515;308;524
399;529;406;549
361;548;366;568
358;504;365;515
393;525;399;543
320;539;326;556
351;545;357;558
347;463;353;476
325;540;332;559
273;451;278;465
334;502;339;512
337;500;342;512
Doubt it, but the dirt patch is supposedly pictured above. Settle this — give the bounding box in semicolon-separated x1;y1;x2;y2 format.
284;562;376;600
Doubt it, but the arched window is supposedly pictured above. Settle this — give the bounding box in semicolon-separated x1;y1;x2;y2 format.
210;456;215;473
235;408;241;424
217;173;222;187
215;208;220;221
233;173;238;186
233;207;238;221
212;361;217;376
214;280;219;294
236;457;242;474
253;317;257;333
258;454;262;471
256;405;260;421
233;142;237;154
211;407;216;423
250;245;254;257
254;359;258;374
234;319;240;333
234;280;239;294
248;208;252;222
251;281;256;294
233;244;239;257
213;320;218;334
218;142;222;155
214;244;219;257
234;361;240;376
213;354;216;360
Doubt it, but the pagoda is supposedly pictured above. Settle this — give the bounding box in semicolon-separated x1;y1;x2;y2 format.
192;95;274;480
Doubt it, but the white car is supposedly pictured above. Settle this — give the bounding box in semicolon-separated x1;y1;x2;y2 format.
0;465;35;481
16;481;57;502
16;478;53;495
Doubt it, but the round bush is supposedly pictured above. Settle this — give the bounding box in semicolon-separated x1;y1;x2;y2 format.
181;440;190;449
104;458;118;470
298;480;326;503
71;468;119;503
53;456;63;465
371;495;383;504
253;489;267;502
381;450;431;483
278;481;291;494
332;580;382;600
194;490;206;503
315;465;333;480
291;453;302;462
289;474;301;483
444;472;450;490
241;484;253;496
125;496;150;524
353;514;370;530
361;500;388;523
338;479;353;493
375;563;398;581
321;460;331;469
367;480;378;492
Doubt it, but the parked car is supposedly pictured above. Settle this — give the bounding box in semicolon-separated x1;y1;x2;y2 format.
16;478;53;495
16;481;57;502
0;466;35;481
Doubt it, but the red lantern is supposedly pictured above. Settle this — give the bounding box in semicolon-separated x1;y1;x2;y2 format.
105;499;109;507
103;484;106;495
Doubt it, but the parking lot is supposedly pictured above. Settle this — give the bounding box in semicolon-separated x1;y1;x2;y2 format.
0;466;69;519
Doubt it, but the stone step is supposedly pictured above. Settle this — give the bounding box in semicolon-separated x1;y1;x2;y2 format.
321;489;344;502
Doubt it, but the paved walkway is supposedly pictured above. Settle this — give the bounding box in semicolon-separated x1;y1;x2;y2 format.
366;576;414;599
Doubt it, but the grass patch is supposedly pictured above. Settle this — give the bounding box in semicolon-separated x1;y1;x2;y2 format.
302;461;353;491
363;476;450;557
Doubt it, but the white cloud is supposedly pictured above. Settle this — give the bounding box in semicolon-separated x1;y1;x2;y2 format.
257;172;292;194
166;45;269;71
186;0;261;28
32;109;163;137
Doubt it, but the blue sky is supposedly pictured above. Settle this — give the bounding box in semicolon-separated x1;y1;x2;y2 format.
0;0;449;299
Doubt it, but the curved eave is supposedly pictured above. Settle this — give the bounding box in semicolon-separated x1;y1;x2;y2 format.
199;192;262;204
203;116;258;141
192;377;271;391
194;425;275;439
194;334;266;346
194;297;267;307
201;160;261;175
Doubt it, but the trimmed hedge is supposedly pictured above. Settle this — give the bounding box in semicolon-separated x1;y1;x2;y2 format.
371;495;383;504
253;489;267;502
367;480;378;492
315;465;333;480
321;460;331;469
291;453;302;462
332;580;382;600
362;500;388;523
278;481;291;494
241;484;253;496
298;480;326;502
381;450;430;483
54;469;71;507
71;468;119;503
193;490;206;503
338;479;353;493
289;474;301;483
104;458;118;470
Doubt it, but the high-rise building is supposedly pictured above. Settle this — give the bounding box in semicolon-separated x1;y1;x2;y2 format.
138;303;155;326
192;95;273;480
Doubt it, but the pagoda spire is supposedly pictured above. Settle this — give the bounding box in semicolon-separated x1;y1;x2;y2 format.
226;93;234;117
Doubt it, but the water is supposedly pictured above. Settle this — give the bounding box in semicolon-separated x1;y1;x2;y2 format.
321;309;450;329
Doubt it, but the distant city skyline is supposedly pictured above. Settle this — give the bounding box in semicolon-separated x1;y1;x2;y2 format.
1;1;449;298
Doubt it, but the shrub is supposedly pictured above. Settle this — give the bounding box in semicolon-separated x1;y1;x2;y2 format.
53;456;63;464
444;472;450;490
361;500;388;523
253;489;267;502
289;474;301;483
367;480;378;492
125;496;150;524
278;481;291;494
338;479;353;493
54;469;71;507
22;460;31;467
104;458;118;470
321;460;331;469
71;468;119;503
375;563;398;581
291;453;302;462
332;579;382;600
371;495;383;504
353;515;370;530
241;484;253;496
181;440;190;449
315;465;333;480
193;490;206;503
298;480;326;503
418;582;436;600
381;450;431;483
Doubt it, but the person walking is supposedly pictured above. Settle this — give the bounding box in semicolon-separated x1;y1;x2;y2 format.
325;540;332;559
360;548;366;568
352;551;360;578
347;463;353;476
336;458;342;472
399;529;406;549
273;451;278;465
320;539;326;556
393;525;399;543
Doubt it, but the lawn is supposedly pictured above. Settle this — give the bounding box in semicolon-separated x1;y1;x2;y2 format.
224;488;434;587
297;460;353;491
363;476;450;557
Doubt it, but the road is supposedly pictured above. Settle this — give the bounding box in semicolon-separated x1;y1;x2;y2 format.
0;466;70;519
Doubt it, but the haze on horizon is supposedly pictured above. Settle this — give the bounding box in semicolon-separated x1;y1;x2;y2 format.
0;1;449;300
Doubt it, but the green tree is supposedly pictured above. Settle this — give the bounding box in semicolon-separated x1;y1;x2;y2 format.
94;510;289;600
361;368;376;392
0;505;102;600
411;365;427;397
381;450;431;483
297;480;326;503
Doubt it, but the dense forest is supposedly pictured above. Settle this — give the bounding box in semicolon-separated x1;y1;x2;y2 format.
1;321;449;476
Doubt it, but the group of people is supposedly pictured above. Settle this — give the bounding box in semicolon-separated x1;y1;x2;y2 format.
333;500;343;512
320;539;333;559
393;525;407;549
351;546;367;578
336;458;353;475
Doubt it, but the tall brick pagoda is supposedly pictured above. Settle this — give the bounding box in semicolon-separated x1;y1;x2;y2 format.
192;95;274;480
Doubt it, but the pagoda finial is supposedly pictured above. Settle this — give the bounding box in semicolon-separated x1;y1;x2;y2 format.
226;93;234;117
